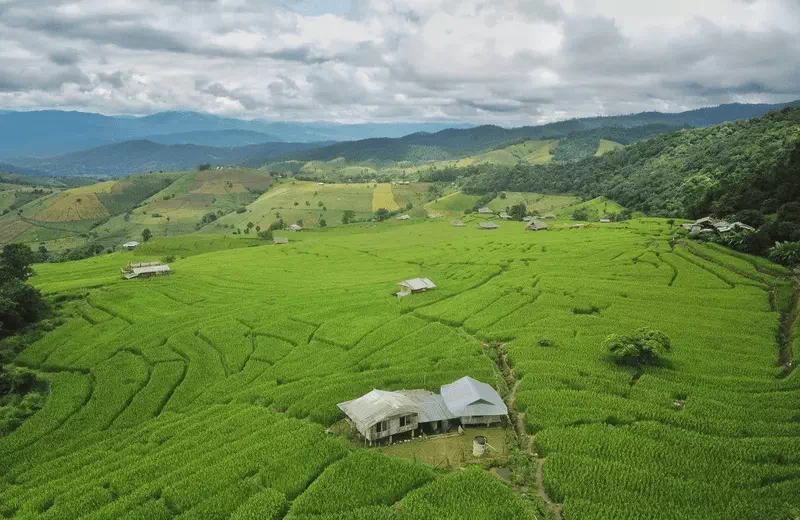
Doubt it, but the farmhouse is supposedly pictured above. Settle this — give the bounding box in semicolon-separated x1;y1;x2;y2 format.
477;207;494;215
396;214;411;220
338;376;507;443
121;262;171;280
451;220;466;227
499;212;512;220
273;237;289;245
690;217;756;235
397;277;436;297
527;220;549;231
543;214;556;220
288;224;304;231
122;241;140;251
600;218;611;223
479;222;499;230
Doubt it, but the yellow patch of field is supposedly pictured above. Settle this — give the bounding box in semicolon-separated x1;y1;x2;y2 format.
71;180;116;195
34;192;109;222
372;183;400;211
525;140;557;164
0;218;33;243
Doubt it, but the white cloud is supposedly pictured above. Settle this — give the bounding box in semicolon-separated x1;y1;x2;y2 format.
0;0;796;124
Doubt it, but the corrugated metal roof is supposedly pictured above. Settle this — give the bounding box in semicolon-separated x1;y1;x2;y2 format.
478;207;494;214
527;220;548;230
396;214;411;220
479;222;499;229
273;237;289;244
399;277;436;291
337;390;418;432
132;265;170;275
440;376;508;418
122;241;140;248
398;390;456;423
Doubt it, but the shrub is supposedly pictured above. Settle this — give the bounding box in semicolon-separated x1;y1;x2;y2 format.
236;207;247;214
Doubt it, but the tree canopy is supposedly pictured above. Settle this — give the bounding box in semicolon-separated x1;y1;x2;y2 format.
604;328;672;367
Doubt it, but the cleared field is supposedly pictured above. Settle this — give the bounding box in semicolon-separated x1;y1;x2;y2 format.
3;216;798;520
426;191;481;213
372;183;400;211
560;196;626;219
33;191;109;222
595;139;624;156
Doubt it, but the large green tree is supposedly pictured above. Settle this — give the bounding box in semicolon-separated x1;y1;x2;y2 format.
604;328;672;367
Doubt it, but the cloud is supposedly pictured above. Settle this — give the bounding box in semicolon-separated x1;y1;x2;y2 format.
0;0;796;124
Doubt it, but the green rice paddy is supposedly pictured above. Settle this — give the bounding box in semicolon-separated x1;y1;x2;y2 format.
1;214;798;519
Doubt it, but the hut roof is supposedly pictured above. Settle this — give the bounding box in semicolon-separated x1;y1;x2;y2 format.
477;207;494;214
543;214;556;219
599;219;611;223
396;214;411;220
499;212;512;220
337;390;418;431
451;220;466;227
479;222;499;229
522;216;533;222
130;265;170;276
288;224;304;231
398;277;436;291
122;241;140;248
273;237;289;244
527;220;549;230
398;390;456;423
440;376;508;418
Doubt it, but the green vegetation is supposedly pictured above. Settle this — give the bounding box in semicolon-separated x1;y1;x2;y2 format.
0;215;795;519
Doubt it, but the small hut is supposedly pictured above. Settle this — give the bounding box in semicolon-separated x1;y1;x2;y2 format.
121;262;170;280
396;214;411;220
122;241;140;251
273;237;289;245
451;220;466;227
397;277;436;297
543;214;556;220
599;219;611;223
288;224;304;231
499;212;512;220
479;222;499;230
440;376;508;426
527;220;549;231
477;207;494;215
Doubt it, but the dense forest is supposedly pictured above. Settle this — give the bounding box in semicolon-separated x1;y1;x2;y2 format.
442;108;800;256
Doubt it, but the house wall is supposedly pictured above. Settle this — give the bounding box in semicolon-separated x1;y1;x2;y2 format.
365;413;418;441
461;415;504;426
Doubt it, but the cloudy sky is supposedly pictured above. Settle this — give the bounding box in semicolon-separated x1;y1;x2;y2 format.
0;0;798;124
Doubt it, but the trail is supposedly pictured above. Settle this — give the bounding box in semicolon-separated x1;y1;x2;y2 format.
492;342;563;520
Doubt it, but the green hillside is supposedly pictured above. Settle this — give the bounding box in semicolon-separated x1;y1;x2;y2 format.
1;218;797;519
595;139;624;156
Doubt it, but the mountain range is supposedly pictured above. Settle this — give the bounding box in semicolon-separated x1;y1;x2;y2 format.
0;110;474;158
1;100;798;177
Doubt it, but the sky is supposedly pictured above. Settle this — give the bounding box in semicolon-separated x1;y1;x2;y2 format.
0;0;798;125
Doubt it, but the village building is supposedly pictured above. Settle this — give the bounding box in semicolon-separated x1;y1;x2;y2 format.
397;277;436;297
396;214;411;220
273;237;289;245
477;207;494;215
543;214;556;220
121;261;171;280
451;220;466;227
522;216;534;222
527;220;549;231
288;224;304;231
479;222;499;230
600;218;612;223
499;212;512;220
690;217;756;235
427;213;442;219
337;376;507;444
122;241;140;251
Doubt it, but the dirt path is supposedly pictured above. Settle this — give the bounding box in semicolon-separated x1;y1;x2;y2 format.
493;344;563;520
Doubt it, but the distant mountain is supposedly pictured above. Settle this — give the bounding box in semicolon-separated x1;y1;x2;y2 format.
0;110;474;158
0;162;49;177
14;140;330;177
289;101;800;165
144;130;280;147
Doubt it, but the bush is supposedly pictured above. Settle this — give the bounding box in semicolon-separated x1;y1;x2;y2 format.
236;207;247;214
768;241;800;266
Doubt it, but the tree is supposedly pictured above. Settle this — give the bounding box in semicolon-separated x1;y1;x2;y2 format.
247;222;255;231
198;163;211;171
319;218;327;228
342;210;356;224
142;229;152;242
374;208;390;221
509;202;527;221
604;328;671;367
0;244;37;281
257;229;273;240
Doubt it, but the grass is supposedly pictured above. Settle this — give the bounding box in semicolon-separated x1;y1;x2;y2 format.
595;139;624;156
379;427;509;468
0;203;797;520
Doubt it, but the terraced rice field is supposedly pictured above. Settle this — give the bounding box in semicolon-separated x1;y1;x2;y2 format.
372;183;400;211
2;218;798;519
34;192;110;222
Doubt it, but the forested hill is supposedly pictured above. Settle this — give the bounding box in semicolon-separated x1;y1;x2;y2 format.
457;107;800;220
292;100;800;165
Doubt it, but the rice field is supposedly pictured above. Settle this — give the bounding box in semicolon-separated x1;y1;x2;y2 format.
1;216;798;519
372;183;400;211
33;192;109;222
